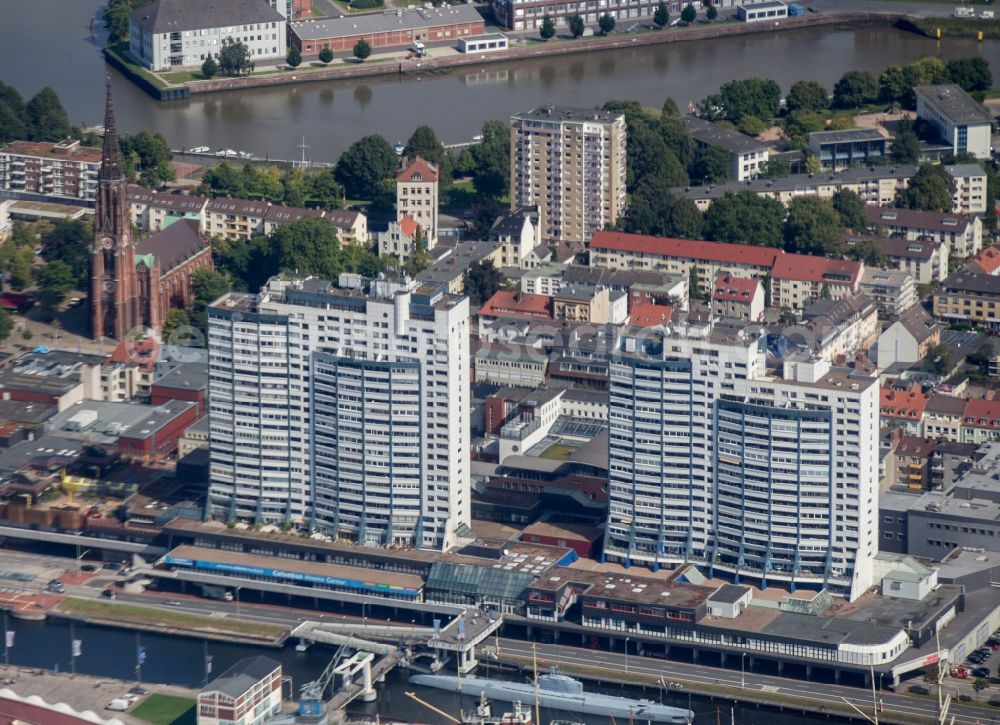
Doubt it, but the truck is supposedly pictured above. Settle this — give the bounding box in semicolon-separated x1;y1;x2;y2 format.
955;6;976;17
199;584;234;601
982;10;995;19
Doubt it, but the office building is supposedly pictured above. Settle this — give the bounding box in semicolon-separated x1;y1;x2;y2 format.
396;156;439;248
129;0;286;71
605;320;879;600
197;656;282;725
0;139;100;202
914;84;993;160
808;129;886;170
207;274;470;550
510;106;627;244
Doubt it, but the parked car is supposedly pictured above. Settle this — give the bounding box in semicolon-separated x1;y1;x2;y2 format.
973;667;991;678
80;564;97;572
163;599;181;606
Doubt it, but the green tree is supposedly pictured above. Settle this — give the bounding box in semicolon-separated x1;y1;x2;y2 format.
190;268;234;338
121;130;176;187
598;13;615;34
923;343;952;375
335;134;397;200
0;103;27;145
621;177;703;239
353;39;372;61
891;120;920;164
832;70;878;109
690;146;731;186
198;161;245;197
40;218;91;286
0;308;12;342
201;55;218;78
286;44;302;68
270;217;342;278
738;115;767;137
832;188;866;231
846;238;889;267
710;77;782;124
308;169;344;209
281;167;308;207
464;260;503;305
26;87;71;142
704;191;784;247
471;120;510;199
569;14;585;37
879;65;908;105
318;46;334;65
162;308;190;343
626;120;687;190
786;80;829;114
763;157;790;180
972;677;989;700
404;125;446;167
1;245;34;291
896;164;956;211
103;0;150;43
947;57;992;93
653;2;670;28
218;38;252;77
706;4;717;20
783;109;826;150
783;196;845;256
804;154;821;174
540;14;556;39
36;260;75;313
681;3;696;22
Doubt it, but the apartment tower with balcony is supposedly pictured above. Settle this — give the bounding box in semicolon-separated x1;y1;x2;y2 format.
510;106;626;245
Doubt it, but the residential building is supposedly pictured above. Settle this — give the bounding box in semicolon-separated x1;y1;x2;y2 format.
808;128;886;170
474;345;547;387
552;285;613;324
128;186;209;232
683;116;769;181
892;435;937;490
207;274;471;549
874;236;950;284
101;337;159;402
672;165;919;212
605;320;879;600
962;398;1000;444
770;255;862;310
876;305;943;369
858;268;918;316
377;216;422;262
396;156;439;248
881;383;927;436
91;84;212;340
864;206;982;259
799;293;879;364
289;6;484;53
490;205;541;268
629;302;674;327
969;244;1000;276
197;656;282;725
0;139;100;202
737;1;788;21
414;240;503;294
933;271;1000;330
711;275;764;321
510;106;627;244
923;394;966;442
129;0;286;71
945;162;988;215
914;84;993;160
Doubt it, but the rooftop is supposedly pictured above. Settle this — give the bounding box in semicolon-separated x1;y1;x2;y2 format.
772;254;861;284
131;0;283;34
46;400;197;443
876;236;944;262
291;5;483;41
940;270;1000;296
865;206;973;234
396;155;439;183
152;360;208;392
513;105;624;125
671;165;920;202
684;116;768;155
136;218;209;273
202;655;281;699
809;128;886;144
1;140;102;164
591;231;782;268
914;84;993;126
712;274;761;302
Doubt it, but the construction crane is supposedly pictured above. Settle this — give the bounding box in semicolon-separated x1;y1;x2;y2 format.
298;642;349;716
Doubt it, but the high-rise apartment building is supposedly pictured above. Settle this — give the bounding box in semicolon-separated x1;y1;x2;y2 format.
510;106;626;245
606;321;879;600
207;274;470;550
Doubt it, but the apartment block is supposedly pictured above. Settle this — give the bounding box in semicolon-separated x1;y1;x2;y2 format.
933;271;1000;331
858;268;918;317
914;84;993;160
207;274;470;549
396;156;439;248
770;255;863;310
874;236;950;285
605;320;879;600
865;206;982;259
945;163;988;215
0;140;100;202
684;116;770;182
510;106;627;244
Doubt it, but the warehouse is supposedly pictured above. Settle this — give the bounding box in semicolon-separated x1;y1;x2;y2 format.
290;6;484;54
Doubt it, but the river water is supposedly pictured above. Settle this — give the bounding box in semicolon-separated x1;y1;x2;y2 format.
2;617;852;724
2;1;1000;162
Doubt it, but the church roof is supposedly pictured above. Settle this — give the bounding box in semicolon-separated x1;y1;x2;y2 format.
136;219;208;272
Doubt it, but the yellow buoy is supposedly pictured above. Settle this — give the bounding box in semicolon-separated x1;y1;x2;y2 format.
979;30;984;41
936;28;941;39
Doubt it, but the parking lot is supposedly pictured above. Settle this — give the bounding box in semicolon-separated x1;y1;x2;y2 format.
956;630;1000;683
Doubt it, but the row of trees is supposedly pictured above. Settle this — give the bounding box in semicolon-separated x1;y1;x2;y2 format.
538;3;705;41
197;163;344;209
103;0;151;44
0;82;81;145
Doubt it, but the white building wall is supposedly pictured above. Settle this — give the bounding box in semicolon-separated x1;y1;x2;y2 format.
132;19;286;71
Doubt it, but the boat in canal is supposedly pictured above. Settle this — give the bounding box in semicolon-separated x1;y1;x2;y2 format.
409;670;694;724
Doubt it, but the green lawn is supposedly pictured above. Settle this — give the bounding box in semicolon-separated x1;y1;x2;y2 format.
105;42;167;90
132;694;197;725
57;597;286;640
539;443;576;460
441;179;477;211
162;71;206;84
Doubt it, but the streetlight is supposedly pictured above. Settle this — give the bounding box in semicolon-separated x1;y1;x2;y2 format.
625;636;630;675
741;652;748;690
75;547;90;576
235;586;241;622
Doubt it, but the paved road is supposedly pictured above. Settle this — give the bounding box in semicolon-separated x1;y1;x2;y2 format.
805;0;966;18
493;639;1000;725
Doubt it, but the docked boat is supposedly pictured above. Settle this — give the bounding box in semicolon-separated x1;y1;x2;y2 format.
409;671;693;724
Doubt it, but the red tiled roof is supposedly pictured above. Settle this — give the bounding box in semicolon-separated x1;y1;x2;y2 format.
590;231;782;268
396;155;439;183
971;245;1000;275
963;398;1000;429
772;254;861;284
880;384;927;420
479;290;552;319
712;274;761;302
109;336;160;368
399;215;420;239
629;303;673;328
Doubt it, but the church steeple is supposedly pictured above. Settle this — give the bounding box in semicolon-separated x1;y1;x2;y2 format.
99;78;124;182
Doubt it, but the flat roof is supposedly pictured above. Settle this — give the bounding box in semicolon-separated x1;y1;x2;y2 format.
915;84;993;126
165;545;425;593
291;5;483;41
513;106;623;125
684;116;769;155
461;32;507;41
533;567;716;609
0;140;101;164
809;128;885;144
708;583;752;604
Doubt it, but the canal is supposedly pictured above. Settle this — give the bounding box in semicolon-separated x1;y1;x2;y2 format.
2;1;1000;161
2;616;854;723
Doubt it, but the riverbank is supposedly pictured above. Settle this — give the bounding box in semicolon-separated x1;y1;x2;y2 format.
910;15;1000;37
111;11;905;101
45;597;289;647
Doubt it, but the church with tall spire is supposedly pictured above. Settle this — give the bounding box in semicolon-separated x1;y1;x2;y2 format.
90;80;213;341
